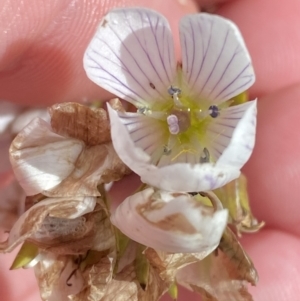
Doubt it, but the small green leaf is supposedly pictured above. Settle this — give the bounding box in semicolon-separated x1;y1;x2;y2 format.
10;241;39;270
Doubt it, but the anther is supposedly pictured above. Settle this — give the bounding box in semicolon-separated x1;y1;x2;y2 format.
163;145;172;155
200;147;210;163
209;105;219;118
168;86;183;107
168;86;181;96
137;107;149;115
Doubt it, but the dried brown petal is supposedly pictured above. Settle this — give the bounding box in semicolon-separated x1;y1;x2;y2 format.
85;264;166;301
73;254;115;301
10;117;130;197
219;227;258;285
49;102;111;146
145;248;210;284
112;188;228;253
35;254;84;301
46;143;130;197
109;98;126;113
0;196;96;253
176;227;258;301
215;174;264;235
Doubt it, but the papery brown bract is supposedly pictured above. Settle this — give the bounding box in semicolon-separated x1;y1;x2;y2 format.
49;102;111;146
215;174;264;235
9;100;131;197
176;227;258;301
35;254;85;301
145;248;213;284
0;196;97;253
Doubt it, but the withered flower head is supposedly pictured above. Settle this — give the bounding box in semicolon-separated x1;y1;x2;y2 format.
9;101;130;197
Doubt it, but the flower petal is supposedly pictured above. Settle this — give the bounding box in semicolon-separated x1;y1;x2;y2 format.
179;13;255;104
140;163;240;192
84;8;176;107
207;100;257;169
115;110;167;163
9;118;84;195
111;188;228;253
108;105;240;191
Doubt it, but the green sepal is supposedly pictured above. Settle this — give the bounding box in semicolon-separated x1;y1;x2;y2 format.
135;244;149;290
168;282;178;300
10;241;39;270
231;91;248;106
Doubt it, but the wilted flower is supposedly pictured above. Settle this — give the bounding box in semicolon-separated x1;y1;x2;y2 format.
9;101;130;197
175;227;258;301
111;188;228;254
0;101;48;230
84;8;257;192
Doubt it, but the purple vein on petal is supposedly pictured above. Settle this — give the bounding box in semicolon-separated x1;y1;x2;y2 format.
123;9;170;92
188;18;196;84
211;121;236;129
190;18;213;91
207;127;232;139
127;123;150;134
86;54;144;102
91;37;154;99
214;63;252;100
107;22;166;100
207;45;239;99
198;27;230;97
182;34;188;74
148;12;171;83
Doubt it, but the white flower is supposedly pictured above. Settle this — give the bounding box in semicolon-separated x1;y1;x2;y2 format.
84;8;257;192
111;188;228;253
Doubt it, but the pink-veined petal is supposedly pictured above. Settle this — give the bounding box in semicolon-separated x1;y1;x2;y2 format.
116;110;167;164
207;100;257;169
108;105;240;192
180;13;255;104
111;188;228;253
84;8;176;107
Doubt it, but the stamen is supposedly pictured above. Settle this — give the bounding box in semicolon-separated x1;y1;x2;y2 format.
168;85;182;107
208;105;219;118
168;86;181;96
163;145;172;155
163;135;177;156
167;114;180;135
200;147;210;163
137;107;149;115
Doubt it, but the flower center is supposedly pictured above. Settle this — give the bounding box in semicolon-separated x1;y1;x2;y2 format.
136;85;221;163
166;87;191;135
